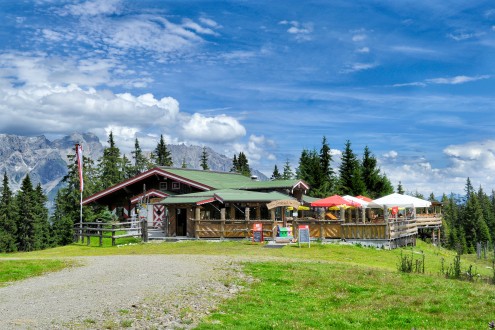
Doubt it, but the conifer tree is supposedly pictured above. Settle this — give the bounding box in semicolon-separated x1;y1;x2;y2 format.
99;131;121;188
338;140;364;196
200;147;209;170
282;159;294;180
153;134;173;167
271;165;282;180
397;181;405;194
32;184;50;250
51;189;76;246
0;172;17;252
319;136;335;195
120;154;134;179
230;154;238;173
296;149;322;195
181;158;187;168
131;138;150;175
15;175;36;252
232;152;251;177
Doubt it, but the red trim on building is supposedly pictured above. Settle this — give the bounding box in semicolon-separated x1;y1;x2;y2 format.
82;168;213;205
130;189;169;204
197;198;216;205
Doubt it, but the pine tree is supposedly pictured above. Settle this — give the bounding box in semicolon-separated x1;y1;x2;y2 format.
181;158;187;168
0;172;17;252
99;131;121;188
131;138;150;175
200;147;209;170
338;140;364;196
235;152;251;177
271;165;282;180
153;134;173;167
230;155;238;173
32;184;50;250
397;181;405;194
15;175;36;252
120;154;134;180
51;189;76;246
318;136;335;196
361;146;393;198
282;159;294;180
296;149;322;195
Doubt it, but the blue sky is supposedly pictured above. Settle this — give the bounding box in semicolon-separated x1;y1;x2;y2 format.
1;0;495;196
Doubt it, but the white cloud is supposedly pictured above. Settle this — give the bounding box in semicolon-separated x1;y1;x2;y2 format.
426;75;491;85
342;62;377;73
356;47;370;53
181;113;246;143
59;0;122;17
383;150;398;159
230;135;276;166
352;34;366;42
279;20;313;41
394;75;490;88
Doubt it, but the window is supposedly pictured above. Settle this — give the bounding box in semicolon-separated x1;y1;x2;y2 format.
172;182;180;190
159;182;167;191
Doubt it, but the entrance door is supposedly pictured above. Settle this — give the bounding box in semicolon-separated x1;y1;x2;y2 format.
176;208;187;236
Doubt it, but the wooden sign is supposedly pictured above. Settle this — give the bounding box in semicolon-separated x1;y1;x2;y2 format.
252;223;263;243
266;200;301;210
298;225;310;247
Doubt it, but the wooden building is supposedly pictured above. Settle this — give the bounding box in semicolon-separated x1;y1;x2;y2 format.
82;167;310;237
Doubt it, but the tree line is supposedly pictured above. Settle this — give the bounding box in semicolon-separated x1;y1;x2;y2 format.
441;178;494;254
1;131;493;254
269;137;394;199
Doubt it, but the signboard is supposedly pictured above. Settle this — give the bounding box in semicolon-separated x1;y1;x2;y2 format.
298;225;310;247
266;200;301;210
252;223;263;243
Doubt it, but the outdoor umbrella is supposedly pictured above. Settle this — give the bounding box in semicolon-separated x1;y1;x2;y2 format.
310;195;358;207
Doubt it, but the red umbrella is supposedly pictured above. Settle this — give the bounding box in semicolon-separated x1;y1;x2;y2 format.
311;195;358;207
356;195;372;202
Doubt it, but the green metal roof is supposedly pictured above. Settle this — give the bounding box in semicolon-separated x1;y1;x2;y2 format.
159;167;307;190
160;189;296;205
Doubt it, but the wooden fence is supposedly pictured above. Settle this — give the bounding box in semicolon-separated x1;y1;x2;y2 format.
192;216;436;243
74;220;147;246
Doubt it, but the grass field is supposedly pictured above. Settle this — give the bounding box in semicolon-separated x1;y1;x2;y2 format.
1;239;495;329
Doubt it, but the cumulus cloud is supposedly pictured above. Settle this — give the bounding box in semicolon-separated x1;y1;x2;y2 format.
279;20;313;41
181;113;246;143
377;141;495;196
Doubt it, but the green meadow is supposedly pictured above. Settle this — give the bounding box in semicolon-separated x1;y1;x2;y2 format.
1;239;495;329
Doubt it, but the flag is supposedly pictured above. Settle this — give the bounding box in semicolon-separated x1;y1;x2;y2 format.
75;144;83;192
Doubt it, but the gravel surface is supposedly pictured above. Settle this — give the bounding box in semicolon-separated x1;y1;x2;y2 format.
0;254;247;329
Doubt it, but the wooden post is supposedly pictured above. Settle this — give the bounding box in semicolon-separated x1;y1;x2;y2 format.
271;209;277;240
438;228;441;247
220;208;226;220
361;208;366;223
245;207;250;239
99;222;103;247
339;206;345;222
256;204;261;220
195;207;201;239
320;220;324;241
384;206;390;241
230;205;235;220
141;219;148;242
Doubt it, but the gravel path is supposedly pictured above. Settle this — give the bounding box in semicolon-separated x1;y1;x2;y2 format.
0;255;247;329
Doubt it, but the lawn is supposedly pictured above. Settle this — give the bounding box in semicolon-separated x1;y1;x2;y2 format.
1;239;495;329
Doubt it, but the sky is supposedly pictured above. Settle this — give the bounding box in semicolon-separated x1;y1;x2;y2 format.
1;0;495;197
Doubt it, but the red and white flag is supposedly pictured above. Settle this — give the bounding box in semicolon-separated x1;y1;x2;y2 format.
75;144;83;192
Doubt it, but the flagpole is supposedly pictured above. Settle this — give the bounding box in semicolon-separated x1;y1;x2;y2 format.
80;190;83;242
76;144;84;243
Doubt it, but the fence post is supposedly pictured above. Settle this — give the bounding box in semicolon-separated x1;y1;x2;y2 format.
98;221;103;247
141;219;148;242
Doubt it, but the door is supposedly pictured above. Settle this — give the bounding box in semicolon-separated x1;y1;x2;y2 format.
176;208;187;236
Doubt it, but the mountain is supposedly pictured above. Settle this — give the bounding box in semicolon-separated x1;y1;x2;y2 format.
0;133;267;206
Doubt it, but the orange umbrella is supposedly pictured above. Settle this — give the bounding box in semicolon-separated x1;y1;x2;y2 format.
311;195;358;207
356;195;372;202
